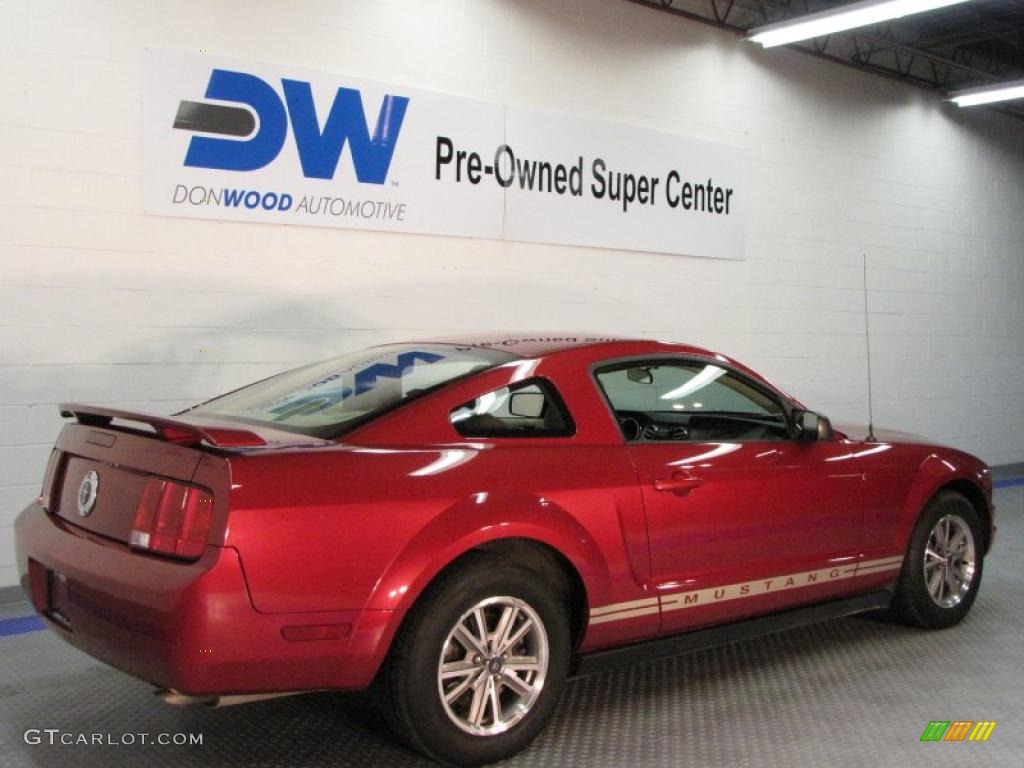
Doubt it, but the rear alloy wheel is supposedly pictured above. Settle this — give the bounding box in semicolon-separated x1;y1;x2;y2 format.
894;491;984;628
380;558;570;766
438;596;549;736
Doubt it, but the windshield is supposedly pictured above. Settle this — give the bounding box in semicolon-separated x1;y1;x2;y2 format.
190;344;517;438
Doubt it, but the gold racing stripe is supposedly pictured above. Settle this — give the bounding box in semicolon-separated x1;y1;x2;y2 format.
589;604;661;625
589;555;904;626
589;596;660;625
859;556;904;567
856;556;904;576
589;596;660;617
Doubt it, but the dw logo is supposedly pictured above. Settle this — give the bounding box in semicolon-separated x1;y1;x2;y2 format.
268;350;445;419
173;69;409;183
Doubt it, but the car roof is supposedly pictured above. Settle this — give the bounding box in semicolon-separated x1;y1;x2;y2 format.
387;333;802;411
410;332;718;360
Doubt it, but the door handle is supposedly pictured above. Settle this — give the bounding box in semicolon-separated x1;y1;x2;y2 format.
654;472;704;495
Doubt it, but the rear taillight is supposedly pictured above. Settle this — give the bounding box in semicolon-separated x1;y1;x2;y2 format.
130;478;213;559
39;450;62;512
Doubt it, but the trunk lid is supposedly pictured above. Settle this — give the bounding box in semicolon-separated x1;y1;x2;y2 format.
44;403;301;550
49;423;209;545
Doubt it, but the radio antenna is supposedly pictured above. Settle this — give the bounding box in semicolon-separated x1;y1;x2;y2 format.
861;252;876;442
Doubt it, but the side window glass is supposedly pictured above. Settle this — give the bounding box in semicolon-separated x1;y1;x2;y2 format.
596;362;788;442
450;379;574;438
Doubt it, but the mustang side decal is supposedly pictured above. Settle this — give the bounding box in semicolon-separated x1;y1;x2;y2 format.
589;556;905;625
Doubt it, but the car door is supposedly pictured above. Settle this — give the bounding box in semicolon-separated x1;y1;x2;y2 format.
594;357;864;635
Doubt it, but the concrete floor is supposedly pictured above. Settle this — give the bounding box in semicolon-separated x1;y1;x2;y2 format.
1;486;1021;768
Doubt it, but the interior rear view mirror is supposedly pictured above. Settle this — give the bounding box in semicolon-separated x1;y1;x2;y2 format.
508;391;545;418
626;367;654;384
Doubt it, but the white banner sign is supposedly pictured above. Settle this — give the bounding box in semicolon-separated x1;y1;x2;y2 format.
143;50;745;259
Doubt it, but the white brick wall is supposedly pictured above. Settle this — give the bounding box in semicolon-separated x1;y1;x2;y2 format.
1;0;1022;587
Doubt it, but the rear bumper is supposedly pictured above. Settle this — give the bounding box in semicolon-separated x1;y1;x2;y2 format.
14;500;391;695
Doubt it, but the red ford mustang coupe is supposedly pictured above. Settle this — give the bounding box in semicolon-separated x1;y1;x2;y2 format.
15;335;993;765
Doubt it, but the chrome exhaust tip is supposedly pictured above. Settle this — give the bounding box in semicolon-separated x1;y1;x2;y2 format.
156;690;217;707
156;689;304;708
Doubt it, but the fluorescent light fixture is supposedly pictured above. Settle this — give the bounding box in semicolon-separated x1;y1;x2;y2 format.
747;0;971;48
949;79;1024;107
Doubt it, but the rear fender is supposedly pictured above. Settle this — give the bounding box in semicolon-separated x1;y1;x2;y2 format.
364;489;609;641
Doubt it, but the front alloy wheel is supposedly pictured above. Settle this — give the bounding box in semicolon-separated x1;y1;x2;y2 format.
923;513;976;608
895;490;984;629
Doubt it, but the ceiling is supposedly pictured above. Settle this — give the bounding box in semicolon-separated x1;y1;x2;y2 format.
625;0;1024;119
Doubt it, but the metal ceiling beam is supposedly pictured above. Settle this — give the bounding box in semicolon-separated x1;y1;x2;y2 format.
622;0;1024;119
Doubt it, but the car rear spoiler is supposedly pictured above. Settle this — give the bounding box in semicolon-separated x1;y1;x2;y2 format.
58;403;267;448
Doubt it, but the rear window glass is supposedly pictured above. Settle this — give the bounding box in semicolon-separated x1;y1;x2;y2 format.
190;344;516;438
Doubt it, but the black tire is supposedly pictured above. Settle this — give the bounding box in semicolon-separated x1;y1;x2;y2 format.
379;556;570;766
893;491;984;629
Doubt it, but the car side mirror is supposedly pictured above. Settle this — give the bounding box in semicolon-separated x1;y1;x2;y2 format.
508;391;545;418
792;410;833;441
